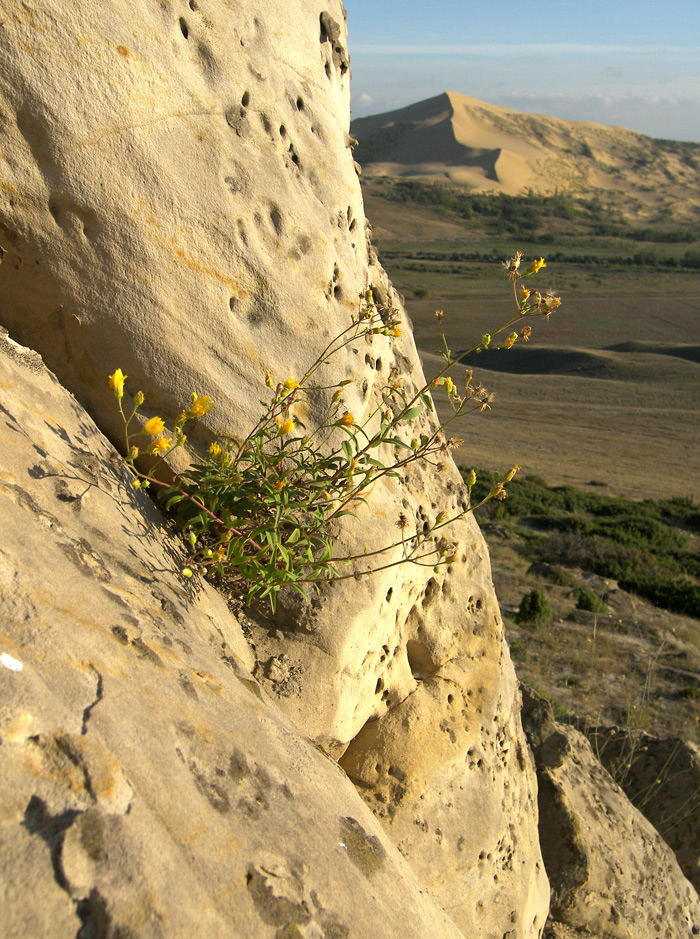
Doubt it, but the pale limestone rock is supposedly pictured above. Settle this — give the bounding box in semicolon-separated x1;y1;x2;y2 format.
0;330;465;939
0;3;548;935
582;726;700;895
522;690;700;939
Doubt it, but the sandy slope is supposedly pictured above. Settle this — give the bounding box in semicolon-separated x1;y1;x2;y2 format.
351;92;700;219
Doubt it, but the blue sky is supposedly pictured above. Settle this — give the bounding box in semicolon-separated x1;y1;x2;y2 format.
345;0;700;141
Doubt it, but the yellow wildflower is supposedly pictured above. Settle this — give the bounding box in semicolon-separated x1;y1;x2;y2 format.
273;479;286;491
151;436;172;454
340;412;355;426
520;288;531;302
109;369;126;399
190;392;214;417
524;257;546;275
208;441;223;460
279;417;295;435
283;378;300;392
144;416;165;436
265;370;273;388
392;327;402;338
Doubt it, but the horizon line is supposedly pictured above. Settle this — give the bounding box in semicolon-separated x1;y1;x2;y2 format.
352;42;700;57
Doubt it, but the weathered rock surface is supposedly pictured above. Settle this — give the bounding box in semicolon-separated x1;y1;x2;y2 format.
0;330;470;938
581;726;700;895
522;689;700;939
0;3;549;936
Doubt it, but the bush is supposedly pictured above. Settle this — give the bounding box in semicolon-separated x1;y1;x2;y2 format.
517;588;553;626
576;587;605;613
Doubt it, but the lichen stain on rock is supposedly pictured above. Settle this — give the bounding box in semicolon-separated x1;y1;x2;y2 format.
236;674;264;700
338;816;386;876
246;860;311;928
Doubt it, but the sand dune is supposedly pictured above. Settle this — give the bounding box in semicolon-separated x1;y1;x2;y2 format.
456;344;700;382
351;92;700;219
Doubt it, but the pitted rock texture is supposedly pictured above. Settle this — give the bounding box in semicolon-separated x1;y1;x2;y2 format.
0;3;548;935
0;0;364;453
522;689;700;939
580;726;700;895
0;332;466;939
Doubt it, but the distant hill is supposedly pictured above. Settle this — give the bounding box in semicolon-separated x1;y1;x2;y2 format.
351;91;700;220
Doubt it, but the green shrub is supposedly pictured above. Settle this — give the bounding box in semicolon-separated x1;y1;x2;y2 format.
576;587;605;612
517;588;553;626
545;566;581;588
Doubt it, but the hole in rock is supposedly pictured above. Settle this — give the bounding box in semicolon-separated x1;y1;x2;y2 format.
386;588;393;602
179;18;189;39
189;0;198;9
296;96;304;111
325;62;331;79
406;639;435;678
241;91;250;107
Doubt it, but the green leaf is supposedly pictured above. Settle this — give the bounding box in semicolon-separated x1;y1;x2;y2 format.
401;404;423;422
384;437;414;450
420;392;434;412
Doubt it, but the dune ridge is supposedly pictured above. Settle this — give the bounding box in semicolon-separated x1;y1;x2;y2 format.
351;91;700;219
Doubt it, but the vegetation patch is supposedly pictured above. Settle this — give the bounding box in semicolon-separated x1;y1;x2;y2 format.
461;469;700;619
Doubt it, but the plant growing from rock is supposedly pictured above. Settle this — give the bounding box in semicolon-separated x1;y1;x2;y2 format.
111;254;558;609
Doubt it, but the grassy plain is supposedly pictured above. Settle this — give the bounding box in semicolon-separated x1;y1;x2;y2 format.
362;179;700;501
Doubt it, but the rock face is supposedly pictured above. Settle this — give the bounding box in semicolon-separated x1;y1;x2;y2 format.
522;690;700;939
581;726;700;895
0;3;549;937
0;329;467;938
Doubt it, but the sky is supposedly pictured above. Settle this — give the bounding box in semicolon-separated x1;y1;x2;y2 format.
344;0;700;142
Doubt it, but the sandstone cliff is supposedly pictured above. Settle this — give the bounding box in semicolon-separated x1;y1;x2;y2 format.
0;2;548;935
1;2;698;938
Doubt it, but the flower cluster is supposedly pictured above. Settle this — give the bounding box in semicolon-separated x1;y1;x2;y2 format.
109;252;560;607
